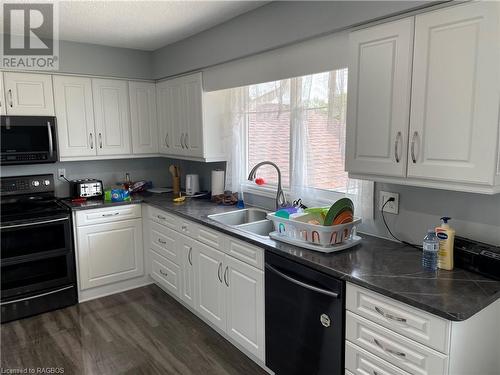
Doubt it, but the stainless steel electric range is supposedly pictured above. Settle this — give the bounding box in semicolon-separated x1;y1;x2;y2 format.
0;174;77;323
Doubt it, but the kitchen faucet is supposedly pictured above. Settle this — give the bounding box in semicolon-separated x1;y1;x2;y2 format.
247;161;288;210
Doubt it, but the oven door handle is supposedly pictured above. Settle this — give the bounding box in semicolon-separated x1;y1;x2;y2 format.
0;285;74;306
47;121;54;158
0;217;69;229
265;264;339;298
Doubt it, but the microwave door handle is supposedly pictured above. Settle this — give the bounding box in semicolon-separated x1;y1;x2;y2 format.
47;121;54;157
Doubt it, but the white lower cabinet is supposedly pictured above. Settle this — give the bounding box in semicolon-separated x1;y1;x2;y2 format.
146;205;265;363
195;241;227;331
77;218;144;290
345;282;500;375
225;255;265;360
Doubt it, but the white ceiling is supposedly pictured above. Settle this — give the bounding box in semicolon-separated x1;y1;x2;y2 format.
32;1;266;51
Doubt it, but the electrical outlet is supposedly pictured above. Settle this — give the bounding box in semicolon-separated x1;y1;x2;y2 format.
58;168;66;180
379;191;399;214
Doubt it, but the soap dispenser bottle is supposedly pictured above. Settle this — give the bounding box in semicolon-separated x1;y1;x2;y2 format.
436;217;455;270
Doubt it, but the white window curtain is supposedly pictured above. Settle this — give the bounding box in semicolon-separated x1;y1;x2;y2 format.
221;72;374;220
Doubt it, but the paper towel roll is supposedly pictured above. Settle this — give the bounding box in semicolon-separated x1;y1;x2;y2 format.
211;169;225;196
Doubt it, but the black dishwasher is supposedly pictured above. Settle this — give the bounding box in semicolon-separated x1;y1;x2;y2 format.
265;252;345;375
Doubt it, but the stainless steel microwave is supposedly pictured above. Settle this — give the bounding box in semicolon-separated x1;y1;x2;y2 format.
1;116;58;165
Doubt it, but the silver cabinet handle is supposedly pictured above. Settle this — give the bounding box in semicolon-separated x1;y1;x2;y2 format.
394;131;402;163
99;132;103;149
188;247;193;266
157;214;166;220
89;133;94;149
265;264;339;298
101;212;119;217
217;262;223;283
184;133;189;149
375;306;407;323
8;89;13;107
159;269;168;277
165;133;169;148
180;133;185;149
224;266;229;287
158;238;166;244
47;122;54;157
181;225;188;232
373;338;406;358
410;131;418;163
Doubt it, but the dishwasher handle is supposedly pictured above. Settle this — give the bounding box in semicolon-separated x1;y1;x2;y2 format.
265;264;339;298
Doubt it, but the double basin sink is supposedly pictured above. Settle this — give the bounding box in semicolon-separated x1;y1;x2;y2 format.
208;208;274;238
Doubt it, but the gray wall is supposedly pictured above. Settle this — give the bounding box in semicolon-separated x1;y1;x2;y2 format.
152;1;436;79
0;158;225;197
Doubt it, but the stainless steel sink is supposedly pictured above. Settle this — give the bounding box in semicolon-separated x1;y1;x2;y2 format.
237;219;274;238
208;208;268;226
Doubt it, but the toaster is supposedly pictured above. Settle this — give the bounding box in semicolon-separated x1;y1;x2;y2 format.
70;179;103;199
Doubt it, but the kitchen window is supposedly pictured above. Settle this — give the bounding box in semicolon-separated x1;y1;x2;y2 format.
223;69;373;218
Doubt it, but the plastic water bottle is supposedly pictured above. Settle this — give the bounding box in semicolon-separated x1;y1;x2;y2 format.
422;230;439;271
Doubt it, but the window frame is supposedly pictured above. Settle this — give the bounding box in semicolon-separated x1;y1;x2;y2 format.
239;69;353;207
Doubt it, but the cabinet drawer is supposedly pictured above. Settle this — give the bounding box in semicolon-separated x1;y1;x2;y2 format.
150;250;181;298
346;283;450;353
194;223;223;250
148;206;177;229
225;237;263;269
149;222;179;264
76;204;141;226
346;312;448;375
346;341;411;375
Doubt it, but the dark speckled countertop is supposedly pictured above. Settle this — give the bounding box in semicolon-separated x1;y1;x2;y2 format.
63;193;500;321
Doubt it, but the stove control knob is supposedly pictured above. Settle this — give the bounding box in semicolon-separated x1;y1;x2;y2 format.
43;180;51;186
32;180;40;187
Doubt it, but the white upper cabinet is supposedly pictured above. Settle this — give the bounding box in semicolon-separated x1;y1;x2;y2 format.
156;72;225;162
408;2;499;185
129;81;158;154
0;74;6;115
3;72;54;116
346;18;414;178
53;75;96;158
346;2;500;193
92;78;132;156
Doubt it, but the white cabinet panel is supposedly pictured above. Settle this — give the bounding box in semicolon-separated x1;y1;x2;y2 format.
346;18;414;177
149;222;179;264
3;72;54;115
194;241;226;331
225;256;265;361
150;249;181;298
156;80;175;154
129;81;158;154
77;218;144;290
92;78;131;155
346;341;411;375
408;2;499;184
179;234;197;310
53;75;96;157
183;74;204;158
0;73;6;115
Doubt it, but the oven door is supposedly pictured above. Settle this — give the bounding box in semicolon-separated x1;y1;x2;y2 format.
0;215;75;300
0;116;58;164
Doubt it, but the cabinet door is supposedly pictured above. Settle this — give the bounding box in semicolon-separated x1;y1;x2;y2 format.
3;72;55;115
92;78;132;155
194;241;226;331
408;2;499;185
156;80;174;154
53;75;96;157
179;234;197;310
182;74;204;158
77;218;144;290
345;18;414;177
0;73;6;115
129;81;158;154
170;80;187;156
225;255;265;361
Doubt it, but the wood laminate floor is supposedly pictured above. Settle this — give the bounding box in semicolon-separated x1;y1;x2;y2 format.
1;285;267;375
